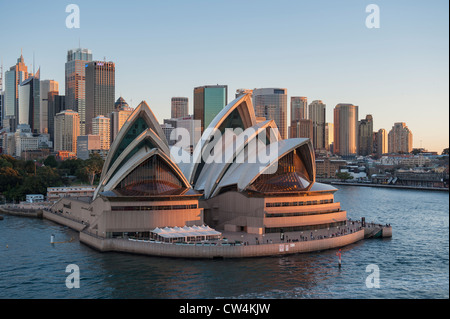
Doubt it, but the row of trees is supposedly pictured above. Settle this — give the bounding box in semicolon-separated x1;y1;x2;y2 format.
0;153;104;203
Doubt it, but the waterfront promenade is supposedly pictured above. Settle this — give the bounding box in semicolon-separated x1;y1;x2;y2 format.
322;181;449;192
42;208;389;259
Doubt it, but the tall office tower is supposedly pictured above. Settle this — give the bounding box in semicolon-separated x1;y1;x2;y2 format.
85;61;115;135
40;80;59;134
374;128;388;158
289;118;313;139
47;92;65;146
325;123;334;152
388;122;413;154
194;85;228;133
4;53;33;131
54;109;79;152
110;97;133;143
171;97;189;119
333;103;359;157
358;114;373;156
65;48;93;135
18;69;40;133
308;100;326;150
92;115;111;150
253;88;288;139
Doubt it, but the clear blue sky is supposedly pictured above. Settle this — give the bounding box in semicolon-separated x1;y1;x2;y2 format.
1;0;448;152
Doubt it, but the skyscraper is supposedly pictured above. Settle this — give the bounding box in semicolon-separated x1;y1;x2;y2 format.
334;103;359;157
388;122;413;153
47;92;65;146
253;88;287;139
92;115;111;150
308;100;326;150
65;48;93;135
85;61;115;135
18;69;40;133
4;53;32;131
358;114;373;156
54;109;79;152
40;79;59;134
194;85;228;133
171;97;189;119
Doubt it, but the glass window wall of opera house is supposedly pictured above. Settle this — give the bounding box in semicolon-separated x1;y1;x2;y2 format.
50;93;350;241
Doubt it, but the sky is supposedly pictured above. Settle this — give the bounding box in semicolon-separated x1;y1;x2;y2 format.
0;0;448;152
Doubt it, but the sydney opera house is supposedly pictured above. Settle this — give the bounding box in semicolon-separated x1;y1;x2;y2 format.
46;93;368;258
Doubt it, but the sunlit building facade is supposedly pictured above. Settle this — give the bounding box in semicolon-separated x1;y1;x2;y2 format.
54;109;79;153
334;103;359;157
92;115;111;150
65;48;93;135
388;122;413;154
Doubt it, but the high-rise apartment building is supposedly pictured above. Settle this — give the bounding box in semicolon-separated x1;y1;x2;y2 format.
18;70;40;133
308;100;326;150
4;53;33;131
92;115;111;150
54;109;79;152
40;80;59;134
171;97;189;119
194;85;228;133
388;122;413;153
334;103;359;157
253;88;288;139
65;48;93;135
85;61;115;135
358;114;374;156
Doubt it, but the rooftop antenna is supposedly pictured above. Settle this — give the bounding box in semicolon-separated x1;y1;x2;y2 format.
33;51;35;75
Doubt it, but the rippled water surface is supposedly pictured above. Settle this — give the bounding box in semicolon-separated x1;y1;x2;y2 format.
0;186;448;299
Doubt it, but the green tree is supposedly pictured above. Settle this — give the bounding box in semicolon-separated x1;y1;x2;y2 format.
84;153;104;185
336;172;354;181
44;155;58;168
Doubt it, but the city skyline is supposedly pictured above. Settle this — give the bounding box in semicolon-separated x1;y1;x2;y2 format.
0;0;448;152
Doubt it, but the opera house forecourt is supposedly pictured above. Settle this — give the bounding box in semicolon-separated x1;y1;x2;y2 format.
45;93;388;258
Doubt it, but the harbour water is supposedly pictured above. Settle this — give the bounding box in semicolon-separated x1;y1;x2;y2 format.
0;186;448;299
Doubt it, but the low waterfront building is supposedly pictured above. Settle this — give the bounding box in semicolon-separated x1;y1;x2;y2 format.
47;185;96;202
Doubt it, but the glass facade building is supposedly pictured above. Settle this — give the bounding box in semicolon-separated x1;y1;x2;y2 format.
193;85;227;133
